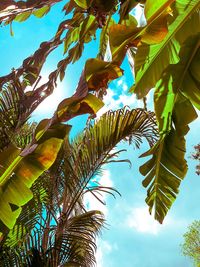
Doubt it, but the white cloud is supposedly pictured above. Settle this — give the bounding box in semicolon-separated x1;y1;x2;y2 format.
96;244;103;267
84;170;116;266
117;78;127;92
98;169;113;187
118;92;137;107
96;89;115;118
84;170;113;216
126;206;172;235
96;240;118;267
97;83;144;118
117;79;123;86
122;83;128;91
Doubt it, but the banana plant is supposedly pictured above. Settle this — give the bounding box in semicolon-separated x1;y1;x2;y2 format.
128;0;200;223
1;0;199;231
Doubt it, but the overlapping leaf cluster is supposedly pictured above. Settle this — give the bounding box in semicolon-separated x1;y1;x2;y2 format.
0;0;199;265
0;0;156;265
129;0;200;223
0;0;124;253
0;108;157;266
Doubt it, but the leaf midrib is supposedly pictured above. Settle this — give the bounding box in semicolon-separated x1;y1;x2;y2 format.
151;38;200;220
136;1;200;92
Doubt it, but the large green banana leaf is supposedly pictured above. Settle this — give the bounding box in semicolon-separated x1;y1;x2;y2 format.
140;32;200;223
130;0;200;98
0;124;70;230
181;41;200;110
140;95;197;223
154;33;200;134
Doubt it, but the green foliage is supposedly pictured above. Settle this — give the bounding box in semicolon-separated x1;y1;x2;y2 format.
0;107;157;266
181;221;200;266
130;0;200;97
0;124;70;230
0;1;55;25
0;54;122;233
130;0;200;223
0;1;200;265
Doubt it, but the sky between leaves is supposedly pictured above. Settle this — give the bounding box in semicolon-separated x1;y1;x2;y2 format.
0;2;199;267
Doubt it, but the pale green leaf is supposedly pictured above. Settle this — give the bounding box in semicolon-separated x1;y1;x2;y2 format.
144;0;174;22
33;6;50;18
14;11;31;22
131;0;200;98
154;32;199;135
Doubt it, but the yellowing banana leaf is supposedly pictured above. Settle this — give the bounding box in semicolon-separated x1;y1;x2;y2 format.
131;0;200;98
73;0;92;9
57;58;123;121
109;0;172;64
109;22;139;64
85;58;123;90
33;91;104;138
140;16;169;45
0;124;70;229
97;15;115;60
57;93;104;121
141;0;174;44
75;58;123;97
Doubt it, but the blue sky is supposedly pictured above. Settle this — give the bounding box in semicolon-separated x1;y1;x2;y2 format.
0;3;199;266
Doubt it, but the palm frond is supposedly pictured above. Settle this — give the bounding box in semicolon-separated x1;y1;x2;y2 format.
57;210;105;267
71;106;157;179
63;107;158;220
0;80;34;151
0;107;158;266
